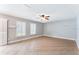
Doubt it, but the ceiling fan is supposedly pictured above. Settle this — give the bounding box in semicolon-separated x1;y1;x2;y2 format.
40;14;50;21
24;4;50;22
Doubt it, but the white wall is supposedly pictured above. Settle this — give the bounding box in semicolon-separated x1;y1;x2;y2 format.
3;14;43;42
44;18;77;40
76;16;79;48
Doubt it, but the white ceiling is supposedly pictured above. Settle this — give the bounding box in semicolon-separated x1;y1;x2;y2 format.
0;4;79;23
28;4;77;22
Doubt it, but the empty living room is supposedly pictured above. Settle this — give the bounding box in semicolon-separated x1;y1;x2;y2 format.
0;4;79;55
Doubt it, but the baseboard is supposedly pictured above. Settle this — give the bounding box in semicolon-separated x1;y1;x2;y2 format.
8;35;42;44
0;43;7;46
75;40;79;49
6;34;75;45
43;34;75;40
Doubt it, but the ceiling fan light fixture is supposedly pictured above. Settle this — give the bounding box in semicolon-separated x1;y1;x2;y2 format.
40;14;50;21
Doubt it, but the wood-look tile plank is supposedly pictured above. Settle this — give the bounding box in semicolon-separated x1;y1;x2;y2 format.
0;36;78;55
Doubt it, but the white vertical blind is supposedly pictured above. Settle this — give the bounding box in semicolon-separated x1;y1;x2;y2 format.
16;21;26;37
0;18;7;45
30;23;36;35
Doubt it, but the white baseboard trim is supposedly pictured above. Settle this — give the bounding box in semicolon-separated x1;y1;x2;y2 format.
75;40;79;48
0;42;7;46
7;34;75;44
8;35;42;44
43;34;75;40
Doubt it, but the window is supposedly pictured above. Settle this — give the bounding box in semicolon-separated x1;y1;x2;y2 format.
16;21;26;37
30;23;36;35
